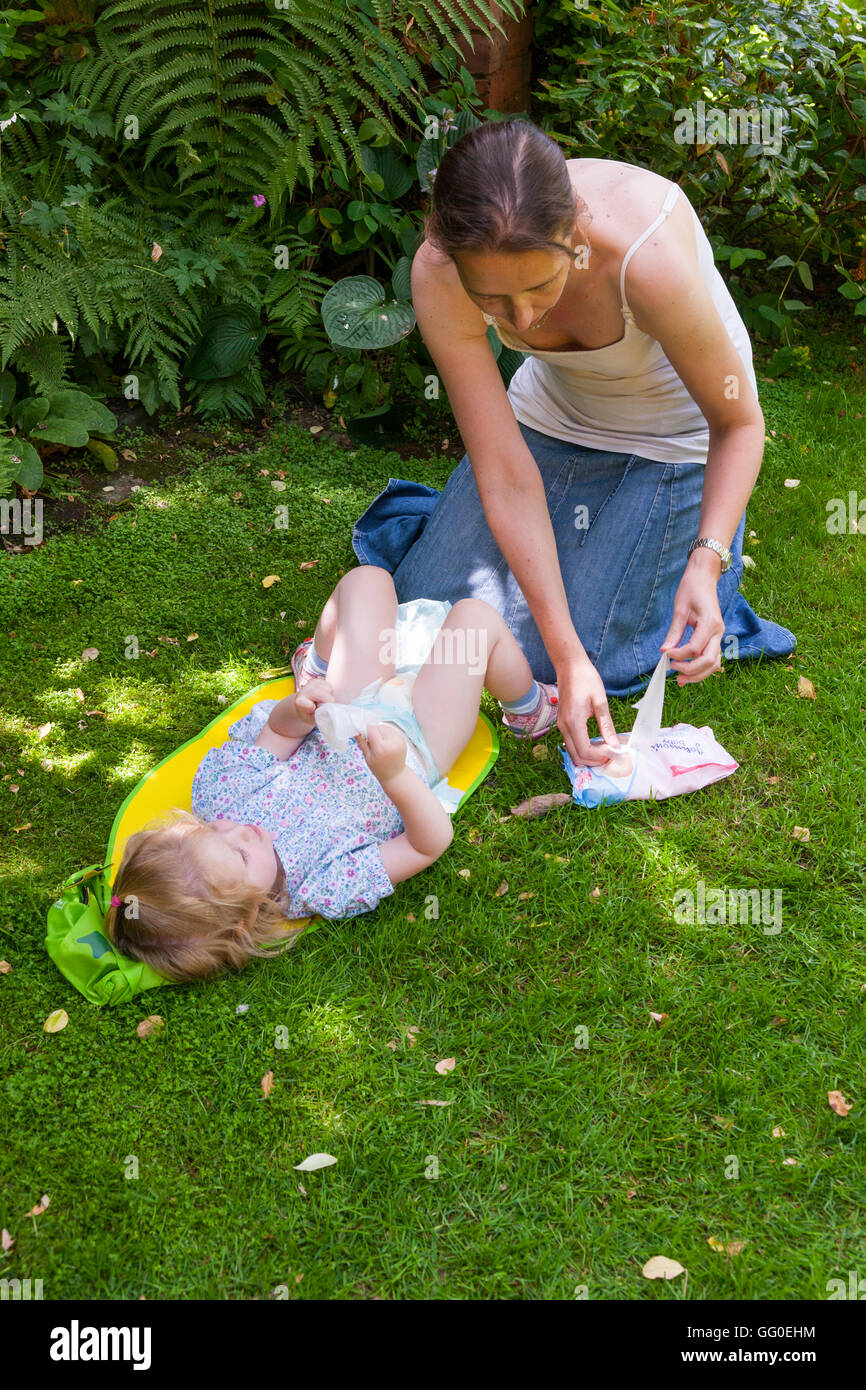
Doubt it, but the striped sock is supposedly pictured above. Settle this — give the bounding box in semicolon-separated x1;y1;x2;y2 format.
304;643;329;677
499;681;540;715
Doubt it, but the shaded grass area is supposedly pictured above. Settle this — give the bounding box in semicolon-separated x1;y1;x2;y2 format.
1;360;865;1300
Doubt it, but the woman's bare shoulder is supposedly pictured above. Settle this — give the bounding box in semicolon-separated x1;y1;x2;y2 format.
414;237;455;276
411;238;489;339
568;157;693;258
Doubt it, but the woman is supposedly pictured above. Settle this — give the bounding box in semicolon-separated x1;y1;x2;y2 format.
352;120;795;768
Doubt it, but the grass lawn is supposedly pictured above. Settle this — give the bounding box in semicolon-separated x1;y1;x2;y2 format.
1;336;864;1301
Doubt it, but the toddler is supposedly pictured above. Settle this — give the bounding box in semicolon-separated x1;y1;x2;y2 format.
107;567;558;982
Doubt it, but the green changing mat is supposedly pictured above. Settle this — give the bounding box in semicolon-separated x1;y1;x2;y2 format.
45;676;499;1005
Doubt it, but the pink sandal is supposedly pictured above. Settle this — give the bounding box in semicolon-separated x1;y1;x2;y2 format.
501;681;559;740
290;637;316;691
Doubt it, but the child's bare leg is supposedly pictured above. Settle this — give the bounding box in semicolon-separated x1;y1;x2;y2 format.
412;599;534;774
312;566;398;703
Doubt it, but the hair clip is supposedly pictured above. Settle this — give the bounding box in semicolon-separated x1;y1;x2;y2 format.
110;894;123;907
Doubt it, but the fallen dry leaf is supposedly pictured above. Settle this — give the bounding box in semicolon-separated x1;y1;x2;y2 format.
589;886;602;899
518;891;535;901
649;1011;668;1025
12;824;31;833
458;868;471;879
151;241;163;262
136;1015;163;1039
494;881;508;897
261;1070;274;1097
767;775;780;785
772;1125;786;1138
37;722;53;740
791;826;811;842
43;1009;69;1033
186;633;198;642
73;688;84;702
385;1039;397;1051
435;1057;456;1075
531;743;548;760
0;961;11;974
707;1237;745;1256
828;1090;852;1117
642;1255;685;1280
784;478;800;488
1;1229;14;1253
81;647;99;661
294;1153;337;1171
509;793;572;819
713;1116;734;1130
797;676;816;700
25;1195;50;1218
299;560;319;571
261;575;280;588
417;1099;452;1107
782;1157;799;1166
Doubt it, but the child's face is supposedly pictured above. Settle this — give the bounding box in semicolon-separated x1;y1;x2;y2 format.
196;820;281;895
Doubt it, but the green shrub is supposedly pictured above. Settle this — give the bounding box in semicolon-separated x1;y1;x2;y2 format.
533;0;866;354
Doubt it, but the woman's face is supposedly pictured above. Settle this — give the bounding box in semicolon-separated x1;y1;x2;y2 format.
196;819;281;894
455;242;573;333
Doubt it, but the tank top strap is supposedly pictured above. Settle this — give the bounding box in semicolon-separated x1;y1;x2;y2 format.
619;183;680;322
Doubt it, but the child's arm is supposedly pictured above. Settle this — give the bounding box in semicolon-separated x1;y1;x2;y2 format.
254;678;334;761
356;724;454;886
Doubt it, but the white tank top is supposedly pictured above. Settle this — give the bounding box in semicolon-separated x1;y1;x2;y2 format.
482;182;757;466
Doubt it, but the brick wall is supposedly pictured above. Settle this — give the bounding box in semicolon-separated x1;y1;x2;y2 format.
453;3;535;115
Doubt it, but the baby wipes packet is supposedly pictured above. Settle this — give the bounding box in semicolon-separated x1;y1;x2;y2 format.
561;653;739;808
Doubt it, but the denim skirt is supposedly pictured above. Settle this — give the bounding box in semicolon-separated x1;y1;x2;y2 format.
352;422;796;698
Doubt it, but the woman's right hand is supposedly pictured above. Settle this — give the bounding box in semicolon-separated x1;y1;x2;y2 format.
555;652;620;767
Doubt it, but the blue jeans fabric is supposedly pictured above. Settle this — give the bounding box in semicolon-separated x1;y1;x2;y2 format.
352;423;796;698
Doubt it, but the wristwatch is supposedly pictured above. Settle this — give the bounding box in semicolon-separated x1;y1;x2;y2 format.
687;537;733;572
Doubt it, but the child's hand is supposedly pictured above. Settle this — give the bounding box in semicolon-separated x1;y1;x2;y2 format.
293;677;335;726
356;722;407;785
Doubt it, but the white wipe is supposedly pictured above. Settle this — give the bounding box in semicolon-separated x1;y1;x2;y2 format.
561;653;739;807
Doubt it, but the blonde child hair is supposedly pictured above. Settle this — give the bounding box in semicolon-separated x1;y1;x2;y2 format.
105;809;303;982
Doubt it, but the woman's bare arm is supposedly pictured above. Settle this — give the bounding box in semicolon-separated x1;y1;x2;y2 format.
411;247;619;763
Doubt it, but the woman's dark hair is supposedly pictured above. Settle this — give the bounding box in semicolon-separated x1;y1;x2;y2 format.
422;118;587;263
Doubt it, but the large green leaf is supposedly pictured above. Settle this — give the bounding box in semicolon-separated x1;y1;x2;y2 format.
85;438;119;472
185;305;266;381
391;256;412;301
12;439;43;491
359;144;414;202
47;388;117;434
15;396;51;433
30;416;90;447
321;277;415;349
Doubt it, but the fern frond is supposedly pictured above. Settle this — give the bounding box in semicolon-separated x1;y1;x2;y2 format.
69;0;435;205
10;333;73;392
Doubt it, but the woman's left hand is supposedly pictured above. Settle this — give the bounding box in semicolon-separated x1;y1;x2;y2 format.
660;554;726;685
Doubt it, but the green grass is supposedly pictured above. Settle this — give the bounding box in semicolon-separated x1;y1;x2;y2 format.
1;344;865;1300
